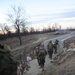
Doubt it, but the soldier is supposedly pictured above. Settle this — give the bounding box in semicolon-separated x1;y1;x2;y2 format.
0;44;18;75
47;40;54;59
36;42;43;65
36;43;46;71
52;39;59;54
38;50;45;71
36;49;40;65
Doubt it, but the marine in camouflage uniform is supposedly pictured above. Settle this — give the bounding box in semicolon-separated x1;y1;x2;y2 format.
0;44;18;75
47;40;54;59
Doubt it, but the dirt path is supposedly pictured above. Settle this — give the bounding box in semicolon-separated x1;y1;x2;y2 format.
28;55;51;75
12;37;47;51
27;48;63;75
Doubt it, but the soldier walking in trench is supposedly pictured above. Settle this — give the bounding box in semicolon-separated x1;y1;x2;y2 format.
36;43;46;71
47;40;54;59
36;49;40;65
52;39;59;54
38;49;45;71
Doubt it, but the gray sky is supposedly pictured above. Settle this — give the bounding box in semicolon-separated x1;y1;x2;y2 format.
0;0;75;29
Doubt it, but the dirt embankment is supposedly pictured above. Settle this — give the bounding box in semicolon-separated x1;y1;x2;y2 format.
40;52;75;75
40;36;75;75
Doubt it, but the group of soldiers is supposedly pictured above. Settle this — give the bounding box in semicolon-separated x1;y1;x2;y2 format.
47;39;59;59
0;39;59;75
36;39;59;71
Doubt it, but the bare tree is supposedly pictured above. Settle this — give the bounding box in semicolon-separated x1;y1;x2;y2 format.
4;25;11;34
7;5;26;45
48;25;51;32
59;25;61;30
30;27;35;33
21;23;28;34
0;23;6;40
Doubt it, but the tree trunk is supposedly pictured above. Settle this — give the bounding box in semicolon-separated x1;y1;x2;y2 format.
18;25;22;45
1;27;6;40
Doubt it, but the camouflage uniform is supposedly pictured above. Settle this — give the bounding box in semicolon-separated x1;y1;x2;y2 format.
38;50;45;71
47;41;54;59
36;42;46;71
36;50;40;64
52;40;59;54
0;44;18;75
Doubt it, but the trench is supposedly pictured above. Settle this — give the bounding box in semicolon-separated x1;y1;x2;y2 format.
44;32;75;55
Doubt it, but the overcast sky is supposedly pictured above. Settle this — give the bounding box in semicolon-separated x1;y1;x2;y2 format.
0;0;75;29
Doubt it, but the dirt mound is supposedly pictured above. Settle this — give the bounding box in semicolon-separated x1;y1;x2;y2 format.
40;51;75;75
40;36;75;75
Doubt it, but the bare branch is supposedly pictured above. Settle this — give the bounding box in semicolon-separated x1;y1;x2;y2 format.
7;5;27;45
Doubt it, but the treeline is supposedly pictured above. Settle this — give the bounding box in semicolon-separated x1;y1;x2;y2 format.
0;27;75;40
0;28;56;40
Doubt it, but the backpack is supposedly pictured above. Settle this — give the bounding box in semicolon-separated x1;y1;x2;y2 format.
47;43;53;51
0;44;18;75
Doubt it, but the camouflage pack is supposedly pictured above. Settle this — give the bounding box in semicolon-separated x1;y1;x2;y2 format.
0;44;18;75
